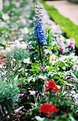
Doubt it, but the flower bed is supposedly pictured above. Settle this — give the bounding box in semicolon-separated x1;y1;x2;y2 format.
0;0;78;121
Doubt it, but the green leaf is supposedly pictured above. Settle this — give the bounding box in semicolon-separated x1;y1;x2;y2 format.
35;116;45;121
69;115;77;121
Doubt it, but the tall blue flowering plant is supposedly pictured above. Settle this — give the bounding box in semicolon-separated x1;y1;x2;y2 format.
34;4;46;64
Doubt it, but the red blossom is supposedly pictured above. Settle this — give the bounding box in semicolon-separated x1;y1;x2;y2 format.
39;103;58;116
44;80;59;93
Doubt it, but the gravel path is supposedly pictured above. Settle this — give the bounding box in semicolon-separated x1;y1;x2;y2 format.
46;0;78;25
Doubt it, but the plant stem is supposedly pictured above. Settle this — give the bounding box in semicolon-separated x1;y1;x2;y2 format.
38;38;43;65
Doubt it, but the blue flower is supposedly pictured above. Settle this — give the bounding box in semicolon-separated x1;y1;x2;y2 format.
34;18;46;44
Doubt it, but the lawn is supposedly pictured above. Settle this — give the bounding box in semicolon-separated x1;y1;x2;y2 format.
40;0;78;48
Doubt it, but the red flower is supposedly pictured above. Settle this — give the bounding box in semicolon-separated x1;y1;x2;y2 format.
44;80;59;93
39;103;58;116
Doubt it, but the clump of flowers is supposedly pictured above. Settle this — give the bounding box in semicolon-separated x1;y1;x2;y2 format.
39;103;58;117
44;80;60;93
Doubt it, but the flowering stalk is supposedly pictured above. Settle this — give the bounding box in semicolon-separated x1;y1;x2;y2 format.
34;4;46;64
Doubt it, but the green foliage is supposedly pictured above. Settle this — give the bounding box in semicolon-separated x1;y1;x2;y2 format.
0;0;78;120
0;42;6;48
0;27;11;37
6;48;30;84
7;48;30;61
46;27;52;45
3;3;15;13
74;71;78;78
0;80;19;105
12;48;30;60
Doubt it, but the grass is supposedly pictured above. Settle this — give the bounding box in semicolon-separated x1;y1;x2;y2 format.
40;0;78;47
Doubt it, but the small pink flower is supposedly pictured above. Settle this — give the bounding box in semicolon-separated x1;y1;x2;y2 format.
60;45;65;54
40;66;45;71
68;39;75;49
20;18;26;24
18;94;24;98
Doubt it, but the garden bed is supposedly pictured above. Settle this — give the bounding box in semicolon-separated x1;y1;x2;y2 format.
0;0;78;121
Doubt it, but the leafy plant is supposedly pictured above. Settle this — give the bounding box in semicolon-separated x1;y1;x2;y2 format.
0;80;19;106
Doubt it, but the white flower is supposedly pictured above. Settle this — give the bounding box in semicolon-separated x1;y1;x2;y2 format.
38;75;47;80
10;40;27;49
29;90;36;95
2;13;9;20
35;116;45;121
23;58;31;64
20;27;29;34
44;49;51;55
50;54;56;65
